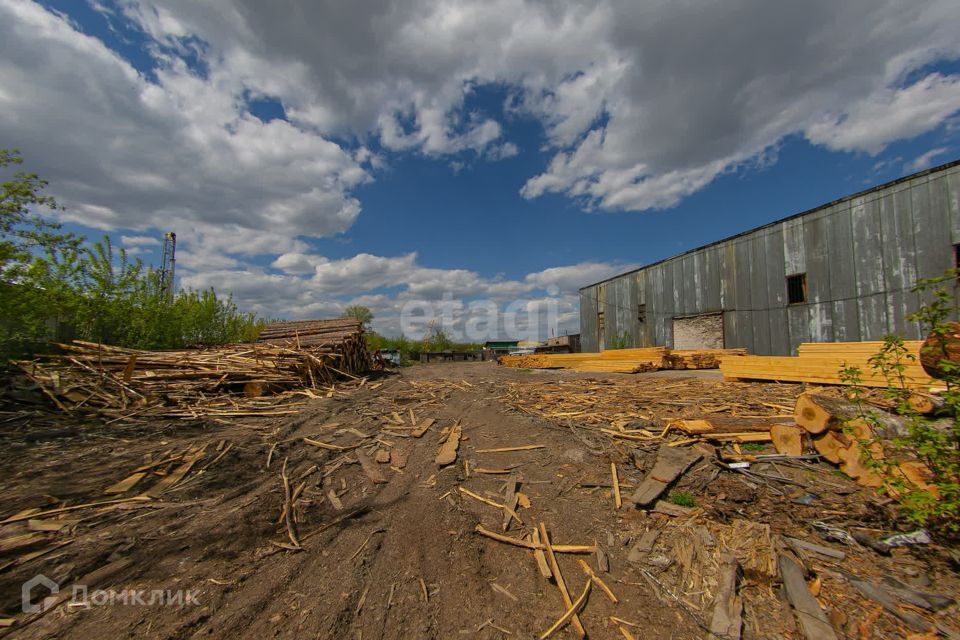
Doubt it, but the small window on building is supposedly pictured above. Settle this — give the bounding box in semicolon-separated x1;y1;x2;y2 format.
638;304;646;325
787;274;807;304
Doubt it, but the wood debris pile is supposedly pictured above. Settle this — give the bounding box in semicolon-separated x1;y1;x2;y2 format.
500;376;799;449
16;318;376;421
500;347;746;373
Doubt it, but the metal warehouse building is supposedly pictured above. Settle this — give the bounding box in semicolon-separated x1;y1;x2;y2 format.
579;160;960;355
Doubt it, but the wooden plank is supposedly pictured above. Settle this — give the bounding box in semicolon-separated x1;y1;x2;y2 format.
104;471;148;495
779;554;838;640
629;444;702;507
709;551;742;640
435;421;461;466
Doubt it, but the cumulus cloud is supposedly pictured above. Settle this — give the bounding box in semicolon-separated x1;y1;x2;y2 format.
96;0;960;216
182;249;636;338
0;0;368;242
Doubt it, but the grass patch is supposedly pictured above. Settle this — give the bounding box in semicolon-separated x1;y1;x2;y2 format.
667;491;696;508
741;442;765;452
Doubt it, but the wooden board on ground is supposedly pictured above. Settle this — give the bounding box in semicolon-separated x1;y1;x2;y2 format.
435;421;462;467
629;444;703;507
778;554;838;640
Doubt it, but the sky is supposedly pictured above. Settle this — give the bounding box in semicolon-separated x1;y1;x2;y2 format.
1;0;959;341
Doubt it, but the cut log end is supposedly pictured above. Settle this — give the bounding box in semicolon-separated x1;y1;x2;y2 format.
795;394;833;434
770;424;803;456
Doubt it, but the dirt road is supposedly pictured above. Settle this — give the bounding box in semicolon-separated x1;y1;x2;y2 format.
0;362;956;639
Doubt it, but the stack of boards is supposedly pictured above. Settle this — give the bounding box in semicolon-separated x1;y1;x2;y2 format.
499;347;746;373
719;341;938;390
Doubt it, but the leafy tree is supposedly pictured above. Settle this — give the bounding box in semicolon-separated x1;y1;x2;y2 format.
343;305;373;327
0;149;266;358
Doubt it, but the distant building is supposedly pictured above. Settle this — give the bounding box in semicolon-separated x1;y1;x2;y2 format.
483;340;519;356
579;159;960;355
538;334;581;353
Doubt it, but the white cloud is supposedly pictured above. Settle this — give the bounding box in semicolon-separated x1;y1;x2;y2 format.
102;0;960;215
806;75;960;154
0;0;368;242
180;248;634;338
906;147;950;172
121;234;161;246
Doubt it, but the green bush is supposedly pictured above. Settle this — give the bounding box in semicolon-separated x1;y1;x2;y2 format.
841;270;960;537
1;149;265;359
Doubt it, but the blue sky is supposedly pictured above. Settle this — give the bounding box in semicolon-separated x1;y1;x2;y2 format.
2;0;960;339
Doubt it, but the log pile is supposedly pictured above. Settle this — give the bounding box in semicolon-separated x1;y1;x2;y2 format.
794;391;940;490
257;318;373;374
720;341;936;389
499;347;746;373
17;319;376;421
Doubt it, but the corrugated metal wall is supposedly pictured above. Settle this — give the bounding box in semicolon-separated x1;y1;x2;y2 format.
580;161;960;354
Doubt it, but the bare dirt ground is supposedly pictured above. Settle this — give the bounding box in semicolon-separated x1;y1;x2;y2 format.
0;362;957;639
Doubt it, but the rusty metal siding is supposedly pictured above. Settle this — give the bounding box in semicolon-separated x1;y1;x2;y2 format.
578;162;960;355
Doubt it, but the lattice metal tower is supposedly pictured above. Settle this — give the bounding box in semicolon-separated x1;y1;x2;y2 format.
158;231;177;303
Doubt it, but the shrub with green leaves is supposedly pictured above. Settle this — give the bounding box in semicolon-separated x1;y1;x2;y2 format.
1;149;266;359
840;270;960;537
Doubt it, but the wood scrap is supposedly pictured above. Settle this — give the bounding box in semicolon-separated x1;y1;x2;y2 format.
844;573;931;633
476;444;545;453
627;529;660;564
17;318;378;422
473;525;594;553
779;554;838;640
630;444;703;507
502;477;519;531
611;463;622;509
0;496;152;524
435;421;462;466
539;578;590;639
708;551;742;640
104;471;147;495
355;451;388;484
531;528;553;578
576;558;618;603
411;418;435;438
538;522;586;638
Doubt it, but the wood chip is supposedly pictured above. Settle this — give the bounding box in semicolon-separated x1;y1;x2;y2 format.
355;451;388;484
435;421;462;466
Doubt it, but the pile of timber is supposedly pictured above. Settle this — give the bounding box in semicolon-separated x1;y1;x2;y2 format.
499;347;746;373
790;390;943;490
17;319;375;420
719;341;937;389
664;348;747;369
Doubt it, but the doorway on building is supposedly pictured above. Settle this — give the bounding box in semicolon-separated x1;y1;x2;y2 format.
672;313;724;350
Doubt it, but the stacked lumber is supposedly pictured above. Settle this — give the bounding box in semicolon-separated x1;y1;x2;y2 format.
664;348;747;369
720;341;936;389
17;319;375;420
500;347;746;373
500;347;668;372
